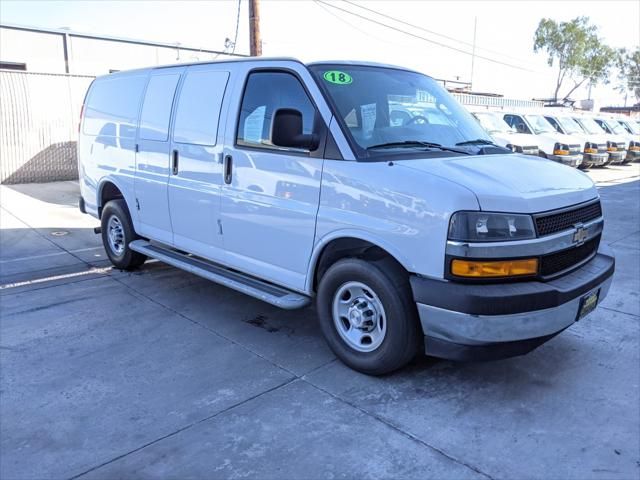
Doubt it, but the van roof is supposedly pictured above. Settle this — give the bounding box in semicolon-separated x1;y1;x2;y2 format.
100;57;422;79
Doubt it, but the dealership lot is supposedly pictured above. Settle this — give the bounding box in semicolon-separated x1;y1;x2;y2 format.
1;164;639;479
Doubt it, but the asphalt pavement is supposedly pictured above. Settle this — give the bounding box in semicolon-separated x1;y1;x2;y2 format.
1;163;639;480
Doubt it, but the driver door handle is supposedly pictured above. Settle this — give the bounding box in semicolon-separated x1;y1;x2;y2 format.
224;154;233;184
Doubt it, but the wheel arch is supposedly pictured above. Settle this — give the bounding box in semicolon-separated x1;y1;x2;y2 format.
306;231;412;294
97;177;129;218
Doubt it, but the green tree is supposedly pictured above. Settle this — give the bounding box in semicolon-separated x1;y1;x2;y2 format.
534;17;616;102
616;47;640;104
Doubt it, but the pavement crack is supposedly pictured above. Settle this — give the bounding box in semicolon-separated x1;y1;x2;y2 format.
608;229;640;248
0;206;97;268
67;377;298;480
599;305;639;318
302;380;495;480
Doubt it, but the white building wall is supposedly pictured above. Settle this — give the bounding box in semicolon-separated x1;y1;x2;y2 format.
67;36;223;76
0;26;236;76
0;28;66;73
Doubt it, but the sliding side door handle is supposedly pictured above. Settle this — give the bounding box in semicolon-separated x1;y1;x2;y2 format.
224;154;233;184
171;149;179;175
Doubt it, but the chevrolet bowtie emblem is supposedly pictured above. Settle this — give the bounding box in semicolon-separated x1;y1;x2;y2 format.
573;225;588;245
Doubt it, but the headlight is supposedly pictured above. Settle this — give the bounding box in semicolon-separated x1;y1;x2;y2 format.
506;144;521;153
448;211;536;242
630;141;640;151
607;141;618;152
553;142;570;155
584;142;598;154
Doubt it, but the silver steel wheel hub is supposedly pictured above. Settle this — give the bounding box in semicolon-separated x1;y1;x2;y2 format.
332;281;387;352
107;215;125;256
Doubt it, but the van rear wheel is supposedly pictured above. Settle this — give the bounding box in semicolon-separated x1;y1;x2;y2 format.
101;199;146;270
316;258;420;375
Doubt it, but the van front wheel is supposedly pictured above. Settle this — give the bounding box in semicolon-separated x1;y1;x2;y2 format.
101;199;146;270
316;258;420;375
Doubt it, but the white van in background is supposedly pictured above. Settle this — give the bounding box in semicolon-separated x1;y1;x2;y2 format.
469;109;539;156
543;113;609;168
502;112;583;167
572;115;626;165
616;117;640;162
593;116;631;164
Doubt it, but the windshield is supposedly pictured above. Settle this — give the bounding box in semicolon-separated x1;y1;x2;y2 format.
524;114;555;134
620;120;640;135
309;64;492;157
574;117;604;135
556;116;583;135
599;119;625;135
474;112;514;134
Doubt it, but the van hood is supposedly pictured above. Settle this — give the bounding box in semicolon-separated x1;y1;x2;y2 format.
395;153;597;213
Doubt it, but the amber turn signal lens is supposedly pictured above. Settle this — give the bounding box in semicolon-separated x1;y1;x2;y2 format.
553;149;570;155
451;258;539;278
584;148;598;154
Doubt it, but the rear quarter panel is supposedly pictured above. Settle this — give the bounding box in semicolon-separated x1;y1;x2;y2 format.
78;71;148;219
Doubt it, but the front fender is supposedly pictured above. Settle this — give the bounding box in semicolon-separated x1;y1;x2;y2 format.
305;228;413;293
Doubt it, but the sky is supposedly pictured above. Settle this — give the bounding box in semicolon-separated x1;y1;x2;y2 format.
1;0;638;106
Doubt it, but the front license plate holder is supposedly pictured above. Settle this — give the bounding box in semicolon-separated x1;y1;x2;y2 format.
576;288;600;321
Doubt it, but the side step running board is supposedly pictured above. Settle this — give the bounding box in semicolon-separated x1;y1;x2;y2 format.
129;240;310;310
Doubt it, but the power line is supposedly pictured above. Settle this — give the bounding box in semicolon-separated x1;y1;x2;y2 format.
312;0;397;44
231;0;242;54
316;0;534;72
342;0;526;64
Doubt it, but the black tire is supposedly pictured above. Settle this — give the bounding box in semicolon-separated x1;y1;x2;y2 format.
316;257;421;375
101;199;147;270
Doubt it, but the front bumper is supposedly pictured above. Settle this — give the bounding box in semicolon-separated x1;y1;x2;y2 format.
608;151;626;164
582;152;609;166
546;153;582;167
411;245;615;361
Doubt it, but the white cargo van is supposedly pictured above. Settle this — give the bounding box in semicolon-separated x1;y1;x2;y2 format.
79;58;614;374
469;109;539;156
594;116;634;164
543;113;609;168
616;118;640;162
502;112;583;167
572;115;627;165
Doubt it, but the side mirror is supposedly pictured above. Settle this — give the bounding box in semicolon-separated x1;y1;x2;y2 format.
271;108;320;151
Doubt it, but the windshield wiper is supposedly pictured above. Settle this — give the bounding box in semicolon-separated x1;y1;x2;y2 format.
366;141;469;155
455;138;497;146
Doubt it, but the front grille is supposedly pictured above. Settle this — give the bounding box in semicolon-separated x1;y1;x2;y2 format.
534;201;602;236
522;146;539;155
540;235;600;277
569;144;581;153
597;143;607;152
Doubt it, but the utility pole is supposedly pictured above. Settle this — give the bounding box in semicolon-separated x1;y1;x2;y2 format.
470;16;477;91
249;0;262;56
